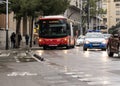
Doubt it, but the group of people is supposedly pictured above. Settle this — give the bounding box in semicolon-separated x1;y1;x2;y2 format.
10;32;29;48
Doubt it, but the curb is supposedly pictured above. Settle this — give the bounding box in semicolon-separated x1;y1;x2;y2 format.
26;51;45;62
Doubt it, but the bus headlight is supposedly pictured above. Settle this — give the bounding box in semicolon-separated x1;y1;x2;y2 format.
39;39;43;42
64;38;67;41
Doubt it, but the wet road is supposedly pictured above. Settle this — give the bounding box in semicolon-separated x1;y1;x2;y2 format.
34;46;120;86
0;47;120;86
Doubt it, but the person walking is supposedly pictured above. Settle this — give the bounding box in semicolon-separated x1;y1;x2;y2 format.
10;32;16;48
25;34;29;45
18;33;22;48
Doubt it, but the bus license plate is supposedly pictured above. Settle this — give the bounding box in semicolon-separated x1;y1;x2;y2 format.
49;45;57;46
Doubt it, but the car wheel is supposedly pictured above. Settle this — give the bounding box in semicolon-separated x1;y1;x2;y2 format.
83;47;87;51
102;48;106;51
107;46;113;57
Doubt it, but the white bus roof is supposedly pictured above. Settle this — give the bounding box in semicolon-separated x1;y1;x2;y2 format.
42;15;67;19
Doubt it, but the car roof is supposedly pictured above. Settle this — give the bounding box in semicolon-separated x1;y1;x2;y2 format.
86;32;102;35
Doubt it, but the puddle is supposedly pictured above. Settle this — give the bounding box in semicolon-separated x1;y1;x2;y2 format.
0;57;15;62
48;62;63;67
18;58;37;62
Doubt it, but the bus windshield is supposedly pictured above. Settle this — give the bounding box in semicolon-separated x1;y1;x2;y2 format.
39;19;68;38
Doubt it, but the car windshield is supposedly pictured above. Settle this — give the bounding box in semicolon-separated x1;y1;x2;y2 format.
85;33;104;38
103;34;111;38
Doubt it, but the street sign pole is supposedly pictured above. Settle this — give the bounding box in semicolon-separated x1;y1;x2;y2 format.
5;0;9;50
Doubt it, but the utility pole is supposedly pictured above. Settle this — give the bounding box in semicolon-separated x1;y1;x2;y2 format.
87;0;90;30
80;0;83;35
6;0;9;50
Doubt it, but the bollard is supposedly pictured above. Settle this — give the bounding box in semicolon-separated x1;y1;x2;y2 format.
33;54;45;61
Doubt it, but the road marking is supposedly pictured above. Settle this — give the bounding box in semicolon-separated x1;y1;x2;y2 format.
87;81;111;85
14;56;20;63
0;53;10;57
7;72;37;76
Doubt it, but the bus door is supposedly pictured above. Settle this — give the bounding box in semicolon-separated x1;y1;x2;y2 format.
70;22;74;38
69;22;75;45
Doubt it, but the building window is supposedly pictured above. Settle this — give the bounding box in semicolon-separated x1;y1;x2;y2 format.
103;18;107;22
116;10;120;15
103;0;107;2
116;3;120;8
116;18;120;22
114;0;120;2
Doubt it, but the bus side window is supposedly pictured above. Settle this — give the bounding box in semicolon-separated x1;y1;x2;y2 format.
66;23;70;35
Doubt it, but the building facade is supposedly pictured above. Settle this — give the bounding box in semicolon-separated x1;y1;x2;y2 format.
102;0;120;29
0;12;31;49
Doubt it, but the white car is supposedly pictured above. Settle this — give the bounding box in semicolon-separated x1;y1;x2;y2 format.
102;33;111;39
83;33;107;51
76;36;84;46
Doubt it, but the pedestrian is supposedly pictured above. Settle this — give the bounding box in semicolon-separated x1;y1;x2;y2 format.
10;32;16;48
25;34;29;45
18;33;22;47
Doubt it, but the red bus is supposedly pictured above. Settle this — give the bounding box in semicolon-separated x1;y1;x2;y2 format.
36;15;75;49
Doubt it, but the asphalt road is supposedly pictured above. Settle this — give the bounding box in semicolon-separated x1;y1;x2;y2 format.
34;46;120;86
0;46;120;86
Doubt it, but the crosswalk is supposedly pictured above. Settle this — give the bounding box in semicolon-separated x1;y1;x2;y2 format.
64;71;120;86
0;51;37;62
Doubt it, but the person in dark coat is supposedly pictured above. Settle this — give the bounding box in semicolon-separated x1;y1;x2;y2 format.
10;32;16;48
18;33;22;47
25;34;29;45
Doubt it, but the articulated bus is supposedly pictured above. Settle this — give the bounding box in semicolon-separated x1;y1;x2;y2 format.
36;15;75;49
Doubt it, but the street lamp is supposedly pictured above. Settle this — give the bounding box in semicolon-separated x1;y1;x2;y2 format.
6;0;9;50
80;0;83;35
87;0;90;30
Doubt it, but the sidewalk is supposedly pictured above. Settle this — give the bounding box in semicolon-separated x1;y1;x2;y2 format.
0;42;41;51
0;43;41;61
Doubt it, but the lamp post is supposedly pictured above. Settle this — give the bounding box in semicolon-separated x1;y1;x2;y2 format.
5;0;9;50
80;0;83;35
87;0;90;30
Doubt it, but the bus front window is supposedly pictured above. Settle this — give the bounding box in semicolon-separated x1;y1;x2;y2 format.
40;23;67;38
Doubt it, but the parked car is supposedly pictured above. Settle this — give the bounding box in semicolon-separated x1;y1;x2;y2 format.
76;36;84;46
107;29;120;57
83;33;107;51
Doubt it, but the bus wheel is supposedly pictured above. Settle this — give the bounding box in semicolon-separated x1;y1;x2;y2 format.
43;46;47;50
71;45;75;48
66;46;70;49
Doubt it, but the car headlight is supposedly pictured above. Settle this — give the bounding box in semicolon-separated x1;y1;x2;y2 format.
102;40;107;44
85;40;90;44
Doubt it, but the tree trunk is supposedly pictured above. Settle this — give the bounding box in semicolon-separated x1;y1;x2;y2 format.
23;16;27;36
29;17;34;48
16;17;21;48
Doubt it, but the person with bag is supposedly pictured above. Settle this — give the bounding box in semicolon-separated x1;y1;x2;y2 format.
25;34;29;45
